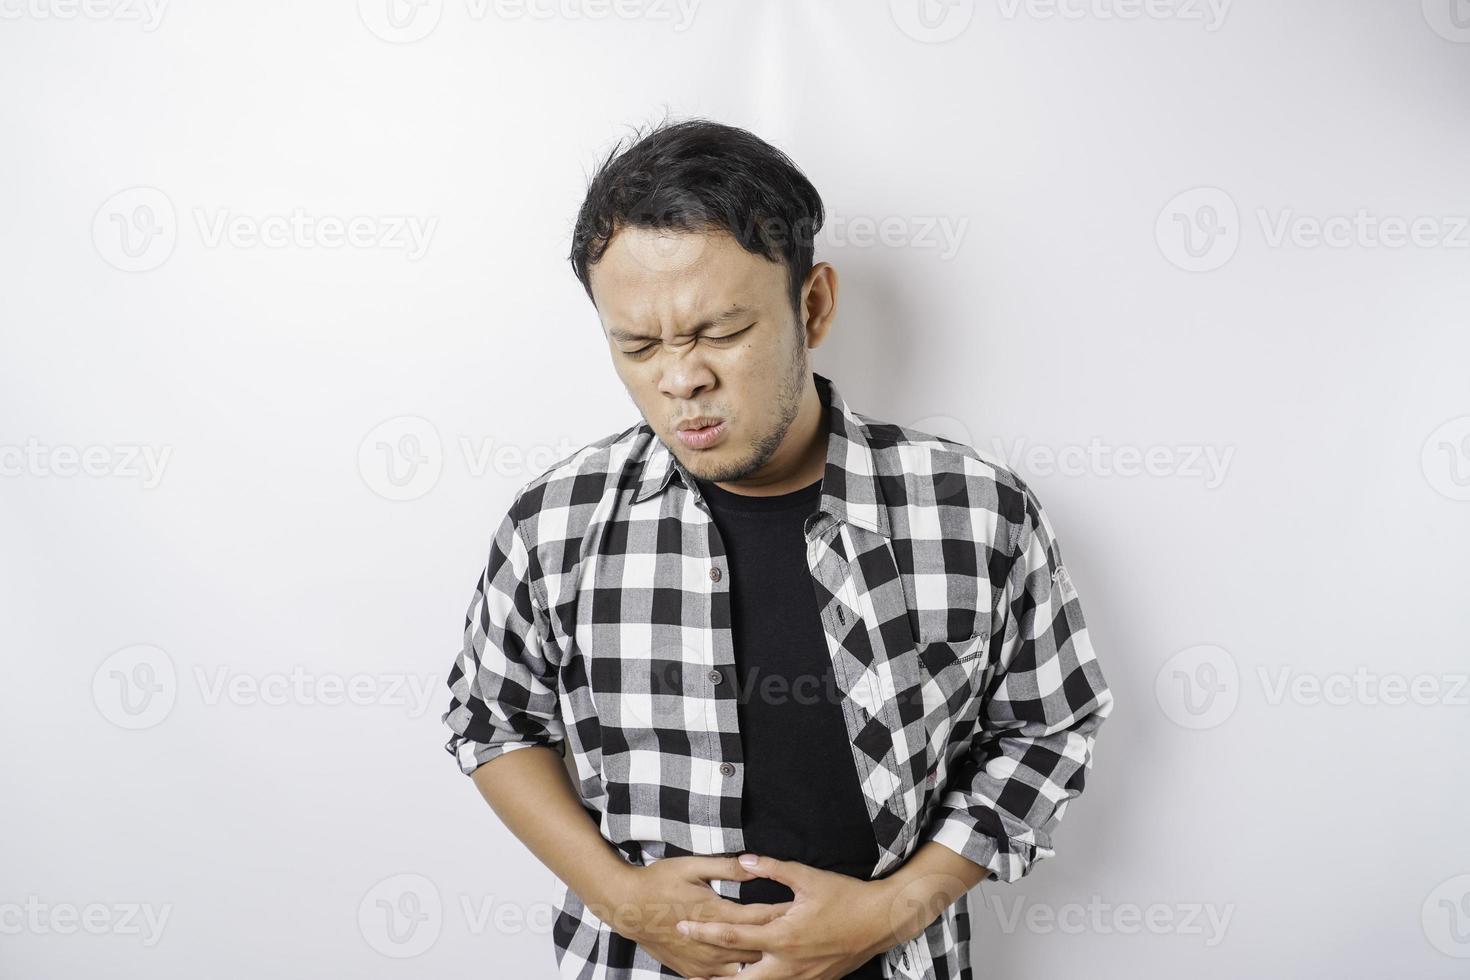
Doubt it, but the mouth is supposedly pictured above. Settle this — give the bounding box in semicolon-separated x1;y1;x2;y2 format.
674;417;727;450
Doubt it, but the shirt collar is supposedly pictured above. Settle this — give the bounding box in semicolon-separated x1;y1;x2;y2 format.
630;371;891;537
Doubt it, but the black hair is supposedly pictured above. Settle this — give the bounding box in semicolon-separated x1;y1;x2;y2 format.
568;114;826;318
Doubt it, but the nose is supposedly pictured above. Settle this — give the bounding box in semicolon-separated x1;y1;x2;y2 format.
657;346;716;402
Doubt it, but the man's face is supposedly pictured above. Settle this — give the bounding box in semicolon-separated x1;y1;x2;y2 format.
588;224;811;483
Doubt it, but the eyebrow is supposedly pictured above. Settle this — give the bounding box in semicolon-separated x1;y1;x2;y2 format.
607;304;755;343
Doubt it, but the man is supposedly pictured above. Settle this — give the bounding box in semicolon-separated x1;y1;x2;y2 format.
442;118;1113;980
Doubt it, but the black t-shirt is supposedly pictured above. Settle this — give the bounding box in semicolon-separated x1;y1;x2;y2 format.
693;465;885;979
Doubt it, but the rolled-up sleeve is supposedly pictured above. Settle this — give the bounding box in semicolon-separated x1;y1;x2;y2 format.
922;479;1114;883
442;499;566;775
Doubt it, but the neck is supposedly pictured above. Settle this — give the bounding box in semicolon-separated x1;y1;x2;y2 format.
713;376;826;496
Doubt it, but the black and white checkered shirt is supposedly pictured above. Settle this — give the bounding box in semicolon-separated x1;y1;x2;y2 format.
443;372;1114;980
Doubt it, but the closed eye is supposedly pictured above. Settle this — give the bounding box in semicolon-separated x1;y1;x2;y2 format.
619;323;755;359
705;323;755;344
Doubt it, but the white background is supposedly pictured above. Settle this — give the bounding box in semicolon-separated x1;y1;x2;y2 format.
3;1;1469;977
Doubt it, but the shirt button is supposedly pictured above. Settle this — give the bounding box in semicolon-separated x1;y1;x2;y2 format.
709;566;722;582
719;762;736;777
707;668;723;685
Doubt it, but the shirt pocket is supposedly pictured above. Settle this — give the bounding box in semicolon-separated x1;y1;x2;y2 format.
912;596;993;688
913;630;987;729
910;624;991;788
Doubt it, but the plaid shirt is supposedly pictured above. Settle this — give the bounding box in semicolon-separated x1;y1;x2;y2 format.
443;372;1113;980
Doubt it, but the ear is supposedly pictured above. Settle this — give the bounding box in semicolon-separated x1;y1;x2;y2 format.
800;262;838;349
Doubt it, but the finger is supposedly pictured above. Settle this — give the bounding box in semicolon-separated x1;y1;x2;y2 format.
688;942;762;960
684;856;761;884
734;854;808;893
685;947;763;980
746;899;795;917
709;960;761;979
677;917;776;952
719;955;782;980
705;897;794;924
